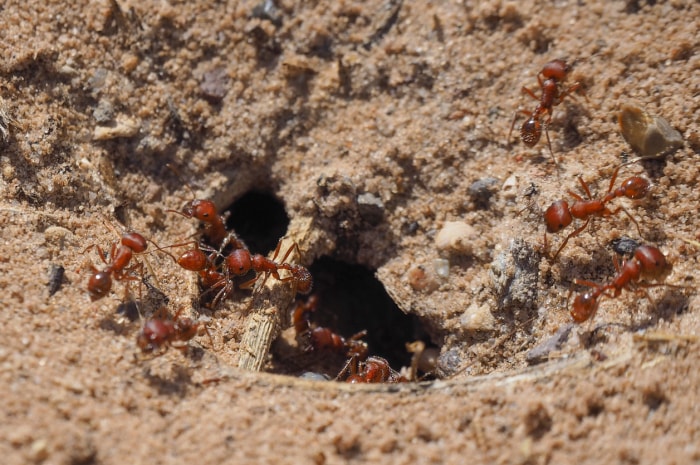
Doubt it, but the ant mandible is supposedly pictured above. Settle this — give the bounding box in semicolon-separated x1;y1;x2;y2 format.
544;165;650;258
509;59;583;168
84;230;149;301
136;307;213;355
569;245;669;323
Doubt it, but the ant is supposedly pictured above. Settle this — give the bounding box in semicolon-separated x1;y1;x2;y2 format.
509;59;583;168
292;295;369;360
136;307;213;355
569;245;669;323
337;354;406;383
84;230;149;301
209;240;313;307
544;165;650;258
165;164;245;251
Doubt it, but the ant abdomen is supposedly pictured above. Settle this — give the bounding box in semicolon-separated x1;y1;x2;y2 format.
521;118;542;146
634;245;667;277
545;200;573;233
88;271;113;300
619;177;650;199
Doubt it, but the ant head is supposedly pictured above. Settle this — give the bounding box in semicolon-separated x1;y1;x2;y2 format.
570;291;599;323
121;232;148;253
226;249;253;276
88;271;113;301
520;117;542;146
541;59;570;81
183;199;218;221
544;200;573;233
177;249;208;271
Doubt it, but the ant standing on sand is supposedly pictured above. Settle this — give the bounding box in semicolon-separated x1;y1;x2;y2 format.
509;59;584;168
136;307;213;355
569;245;670;323
544;165;650;258
84;230;150;301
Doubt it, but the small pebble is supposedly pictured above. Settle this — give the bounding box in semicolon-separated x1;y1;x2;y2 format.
407;265;439;293
618;104;683;157
435;221;477;255
94;117;140;140
357;192;384;225
200;67;229;102
48;264;65;297
433;258;450;278
468;177;498;209
460;302;496;331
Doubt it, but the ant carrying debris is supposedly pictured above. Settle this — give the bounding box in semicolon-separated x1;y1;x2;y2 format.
544;165;650;258
136;307;213;355
509;59;584;168
569;245;670;323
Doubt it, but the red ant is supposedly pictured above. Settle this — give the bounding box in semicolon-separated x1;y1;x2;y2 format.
338;354;406;383
209;240;313;307
84;231;149;301
544;165;650;258
569;245;669;323
292;295;369;360
136;307;213;354
165;164;245;251
509;59;583;167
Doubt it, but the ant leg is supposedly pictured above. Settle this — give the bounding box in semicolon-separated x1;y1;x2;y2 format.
542;121;561;174
83;244;111;266
559;83;586;103
605;165;622;194
573;278;603;289
239;273;261;290
607;206;644;238
279;242;301;265
567;190;585;202
576;177;594;200
521;86;540;101
508;109;534;144
552;219;590;259
335;353;360;381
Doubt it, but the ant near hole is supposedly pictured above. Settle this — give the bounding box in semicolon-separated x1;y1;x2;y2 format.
292;294;369;360
136;307;214;356
508;59;585;170
165;164;246;252
568;245;673;323
208;239;313;308
544;165;650;259
336;354;406;383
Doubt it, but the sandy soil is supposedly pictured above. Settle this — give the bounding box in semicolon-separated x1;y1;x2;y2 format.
1;0;699;463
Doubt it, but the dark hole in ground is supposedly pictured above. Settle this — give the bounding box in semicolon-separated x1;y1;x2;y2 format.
296;257;434;374
224;191;290;255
